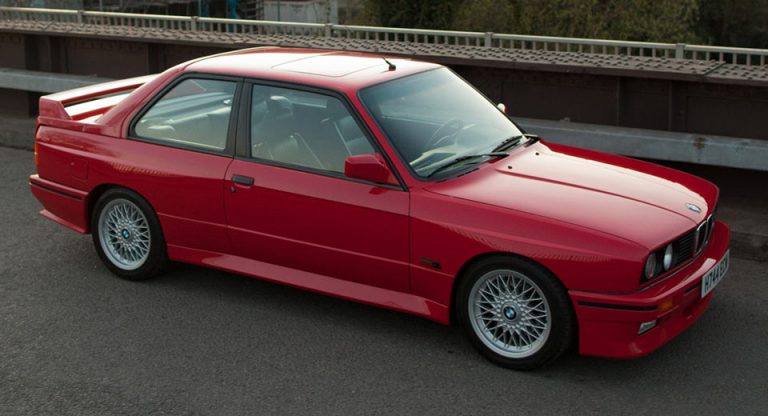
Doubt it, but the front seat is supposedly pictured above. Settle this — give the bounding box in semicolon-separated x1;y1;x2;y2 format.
259;96;323;169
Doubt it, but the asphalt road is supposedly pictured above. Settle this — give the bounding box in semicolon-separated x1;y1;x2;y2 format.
1;147;766;415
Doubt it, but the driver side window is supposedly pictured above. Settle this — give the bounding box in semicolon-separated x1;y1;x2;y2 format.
249;84;374;174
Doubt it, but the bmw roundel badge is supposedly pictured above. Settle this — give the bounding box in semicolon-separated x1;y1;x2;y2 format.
686;203;702;213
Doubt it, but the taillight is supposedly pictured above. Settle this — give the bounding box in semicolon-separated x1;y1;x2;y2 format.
34;140;39;167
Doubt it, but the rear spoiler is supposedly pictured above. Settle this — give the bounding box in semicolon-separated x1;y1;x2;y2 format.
39;74;158;121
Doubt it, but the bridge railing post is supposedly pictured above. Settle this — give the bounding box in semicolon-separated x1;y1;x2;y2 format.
675;43;686;60
5;7;768;67
485;32;493;48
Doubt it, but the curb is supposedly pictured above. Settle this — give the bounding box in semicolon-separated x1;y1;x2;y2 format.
731;231;768;263
0;117;35;151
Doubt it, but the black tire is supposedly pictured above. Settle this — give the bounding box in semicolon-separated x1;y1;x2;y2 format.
90;188;167;281
456;255;576;370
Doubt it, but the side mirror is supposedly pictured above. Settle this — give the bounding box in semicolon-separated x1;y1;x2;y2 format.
344;153;398;186
497;103;507;113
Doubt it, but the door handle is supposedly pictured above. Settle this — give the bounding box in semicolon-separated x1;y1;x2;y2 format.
231;174;254;186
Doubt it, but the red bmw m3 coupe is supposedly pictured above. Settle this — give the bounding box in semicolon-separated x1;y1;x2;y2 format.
30;47;730;369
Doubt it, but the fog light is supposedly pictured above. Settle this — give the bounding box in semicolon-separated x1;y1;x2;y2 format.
638;320;657;334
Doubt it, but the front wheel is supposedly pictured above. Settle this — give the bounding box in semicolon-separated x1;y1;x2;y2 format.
91;188;167;280
457;256;575;370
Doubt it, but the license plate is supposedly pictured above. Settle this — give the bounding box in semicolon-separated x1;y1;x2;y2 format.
701;250;729;298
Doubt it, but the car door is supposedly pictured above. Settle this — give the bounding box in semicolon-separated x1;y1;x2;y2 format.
126;75;240;254
224;82;410;292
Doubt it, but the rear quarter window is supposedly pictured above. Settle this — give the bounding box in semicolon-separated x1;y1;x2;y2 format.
134;78;236;152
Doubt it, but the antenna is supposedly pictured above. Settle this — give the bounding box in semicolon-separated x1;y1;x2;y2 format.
382;57;396;71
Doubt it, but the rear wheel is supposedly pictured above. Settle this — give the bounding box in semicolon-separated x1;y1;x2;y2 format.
457;256;575;370
91;188;167;280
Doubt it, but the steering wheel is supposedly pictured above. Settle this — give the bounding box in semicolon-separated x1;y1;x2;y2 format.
424;119;464;151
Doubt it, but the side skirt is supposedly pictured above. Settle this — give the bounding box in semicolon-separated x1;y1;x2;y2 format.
167;244;451;325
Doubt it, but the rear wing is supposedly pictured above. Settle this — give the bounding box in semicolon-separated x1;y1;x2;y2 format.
38;74;158;122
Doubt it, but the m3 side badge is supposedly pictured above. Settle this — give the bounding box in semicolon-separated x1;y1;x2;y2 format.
686;203;702;213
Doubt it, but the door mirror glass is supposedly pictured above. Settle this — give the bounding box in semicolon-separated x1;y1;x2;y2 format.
344;153;398;186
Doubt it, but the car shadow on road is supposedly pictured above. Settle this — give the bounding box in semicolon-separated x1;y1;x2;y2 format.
141;260;719;380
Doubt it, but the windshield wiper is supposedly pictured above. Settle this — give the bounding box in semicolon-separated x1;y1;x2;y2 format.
492;135;524;152
427;152;509;178
492;134;540;152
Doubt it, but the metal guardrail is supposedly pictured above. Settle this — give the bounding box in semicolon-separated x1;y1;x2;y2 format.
1;6;767;66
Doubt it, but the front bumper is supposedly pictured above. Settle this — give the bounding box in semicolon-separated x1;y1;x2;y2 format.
570;220;730;358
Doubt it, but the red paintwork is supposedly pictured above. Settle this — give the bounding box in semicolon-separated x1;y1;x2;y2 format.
29;47;730;359
572;222;729;357
344;153;399;186
40;74;157;121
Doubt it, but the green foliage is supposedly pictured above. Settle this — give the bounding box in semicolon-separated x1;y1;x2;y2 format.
358;0;768;48
452;0;700;43
605;0;700;42
698;0;768;48
361;0;462;29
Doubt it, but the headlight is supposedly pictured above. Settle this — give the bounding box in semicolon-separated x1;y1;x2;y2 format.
644;253;657;280
663;244;674;270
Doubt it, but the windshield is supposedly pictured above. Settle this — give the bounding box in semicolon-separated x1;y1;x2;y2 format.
359;68;524;178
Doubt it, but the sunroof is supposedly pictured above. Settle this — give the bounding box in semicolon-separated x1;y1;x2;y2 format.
272;54;386;77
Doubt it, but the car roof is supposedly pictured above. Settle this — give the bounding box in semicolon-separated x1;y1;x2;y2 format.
184;47;441;92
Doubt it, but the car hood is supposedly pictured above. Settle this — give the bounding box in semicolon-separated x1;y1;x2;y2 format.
424;141;718;249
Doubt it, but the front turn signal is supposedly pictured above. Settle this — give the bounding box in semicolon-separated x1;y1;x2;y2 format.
658;297;675;313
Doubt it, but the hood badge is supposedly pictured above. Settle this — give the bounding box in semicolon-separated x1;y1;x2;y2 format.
686;203;702;213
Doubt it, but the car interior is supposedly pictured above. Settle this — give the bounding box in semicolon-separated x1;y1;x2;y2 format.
133;80;379;173
250;87;374;173
134;79;236;151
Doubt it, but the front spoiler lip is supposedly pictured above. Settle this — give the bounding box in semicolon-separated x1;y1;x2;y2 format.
576;301;657;311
